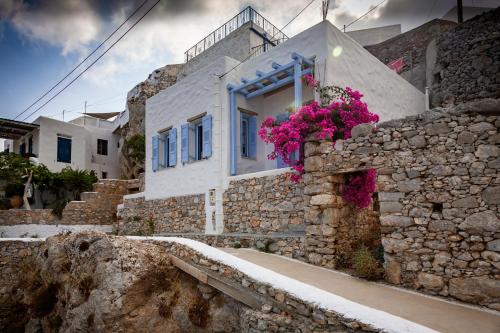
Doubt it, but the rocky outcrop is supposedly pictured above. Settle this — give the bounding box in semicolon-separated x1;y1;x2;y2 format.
0;233;242;333
120;64;184;179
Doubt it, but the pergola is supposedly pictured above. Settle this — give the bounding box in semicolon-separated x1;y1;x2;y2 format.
0;118;38;140
226;52;315;175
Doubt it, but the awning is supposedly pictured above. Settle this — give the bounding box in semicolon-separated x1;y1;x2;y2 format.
0;118;39;140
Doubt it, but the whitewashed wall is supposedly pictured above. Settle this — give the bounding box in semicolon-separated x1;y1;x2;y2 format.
12;116;120;178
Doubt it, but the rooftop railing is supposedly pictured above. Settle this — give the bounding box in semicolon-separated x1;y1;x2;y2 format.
184;6;288;62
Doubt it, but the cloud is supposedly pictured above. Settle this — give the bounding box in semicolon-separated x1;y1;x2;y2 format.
3;0;102;55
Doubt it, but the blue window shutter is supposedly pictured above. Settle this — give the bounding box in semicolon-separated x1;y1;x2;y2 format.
57;137;71;163
202;114;212;158
248;115;257;159
169;128;177;166
181;123;189;164
152;135;159;171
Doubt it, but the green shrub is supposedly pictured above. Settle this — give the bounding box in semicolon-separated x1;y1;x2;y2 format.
352;247;383;280
127;134;145;163
50;199;68;219
59;167;97;200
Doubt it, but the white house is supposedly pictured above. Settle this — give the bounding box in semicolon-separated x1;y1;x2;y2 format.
141;14;425;233
0;114;120;179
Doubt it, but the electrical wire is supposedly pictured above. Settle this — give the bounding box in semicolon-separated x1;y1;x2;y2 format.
343;0;387;31
13;0;152;120
21;0;161;122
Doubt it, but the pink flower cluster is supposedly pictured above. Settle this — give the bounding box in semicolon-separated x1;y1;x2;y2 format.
342;169;377;209
259;75;379;191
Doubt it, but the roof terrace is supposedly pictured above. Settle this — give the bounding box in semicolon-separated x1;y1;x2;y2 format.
184;6;288;62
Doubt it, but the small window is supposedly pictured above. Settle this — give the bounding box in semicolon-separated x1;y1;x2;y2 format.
240;112;256;159
57;136;72;163
181;115;212;164
97;139;108;156
101;171;107;179
28;137;33;155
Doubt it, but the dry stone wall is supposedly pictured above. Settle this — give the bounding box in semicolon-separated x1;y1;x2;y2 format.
223;172;305;234
303;108;500;309
119;194;205;234
0;209;56;225
431;7;500;107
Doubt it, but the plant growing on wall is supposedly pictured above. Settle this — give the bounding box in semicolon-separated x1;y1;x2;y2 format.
127;134;146;164
59;167;98;201
258;74;379;209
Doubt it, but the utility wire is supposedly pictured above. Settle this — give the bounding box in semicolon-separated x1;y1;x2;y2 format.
218;0;317;79
343;0;387;31
14;0;152;120
21;0;161;121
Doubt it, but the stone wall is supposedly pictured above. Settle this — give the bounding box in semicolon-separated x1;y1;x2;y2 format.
365;19;456;92
303;108;499;309
119;194;205;235
0;209;56;225
431;7;500;107
223;172;305;234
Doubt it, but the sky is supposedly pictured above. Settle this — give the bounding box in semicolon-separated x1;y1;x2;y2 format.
0;0;498;124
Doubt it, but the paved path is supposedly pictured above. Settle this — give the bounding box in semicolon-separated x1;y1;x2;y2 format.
223;248;500;333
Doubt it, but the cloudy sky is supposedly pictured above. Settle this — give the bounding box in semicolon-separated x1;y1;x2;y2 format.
0;0;498;123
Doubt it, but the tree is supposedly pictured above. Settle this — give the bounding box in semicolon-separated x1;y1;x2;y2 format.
127;134;145;163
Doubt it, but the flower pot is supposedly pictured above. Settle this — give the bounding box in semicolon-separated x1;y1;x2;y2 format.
9;195;23;209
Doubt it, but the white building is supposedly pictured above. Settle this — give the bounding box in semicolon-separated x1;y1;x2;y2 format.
0;114;120;179
140;11;425;232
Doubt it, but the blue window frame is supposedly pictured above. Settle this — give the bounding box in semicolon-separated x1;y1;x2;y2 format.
240;112;257;159
57;136;72;163
181;114;212;164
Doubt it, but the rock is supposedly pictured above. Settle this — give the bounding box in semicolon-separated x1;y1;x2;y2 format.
481;251;500;262
304;156;324;172
457;131;475;145
310;194;335;206
416;272;444;291
433;252;451;266
451;196;478;208
397;179;421;192
430;165;453;176
487;239;500;252
382;238;409;253
408;135;426;148
425;123;450;135
468;122;495;133
428;220;456;232
351;123;373;139
482;186;500;205
449;277;500;304
380;215;414;228
379;202;403;213
384;258;401;284
378;192;404;202
459;211;500;234
475;145;500;160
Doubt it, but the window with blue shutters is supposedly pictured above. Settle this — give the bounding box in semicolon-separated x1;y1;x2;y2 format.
57;136;72;163
152;135;159;171
181;114;212;164
240;113;257;159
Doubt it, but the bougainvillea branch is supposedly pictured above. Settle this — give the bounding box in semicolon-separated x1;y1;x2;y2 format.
258;73;379;208
342;169;377;209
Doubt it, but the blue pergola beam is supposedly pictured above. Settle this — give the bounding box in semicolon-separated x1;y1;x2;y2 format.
229;90;237;176
231;61;296;93
245;68;311;99
292;52;315;67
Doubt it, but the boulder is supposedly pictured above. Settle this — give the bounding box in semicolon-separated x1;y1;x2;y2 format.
351;123;373;139
482;186;500;205
449;277;500;304
416;272;444;291
458;211;500;234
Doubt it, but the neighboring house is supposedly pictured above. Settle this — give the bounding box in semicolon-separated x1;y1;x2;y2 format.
0;114;120;179
346;24;401;46
140;10;425;232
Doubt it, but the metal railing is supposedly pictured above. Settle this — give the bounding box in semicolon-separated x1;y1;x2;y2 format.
184;6;288;62
249;38;288;59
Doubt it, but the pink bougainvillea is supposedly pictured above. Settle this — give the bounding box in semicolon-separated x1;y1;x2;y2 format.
259;74;379;209
342;169;377;209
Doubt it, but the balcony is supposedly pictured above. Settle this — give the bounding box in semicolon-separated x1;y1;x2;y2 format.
184;6;288;62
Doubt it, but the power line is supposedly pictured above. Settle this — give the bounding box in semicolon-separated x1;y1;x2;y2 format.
343;0;387;31
21;0;162;122
14;0;152;120
218;0;318;79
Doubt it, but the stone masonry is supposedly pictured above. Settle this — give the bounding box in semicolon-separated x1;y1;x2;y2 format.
431;7;500;107
303;107;500;309
0;179;130;227
223;172;305;234
119;194;205;235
